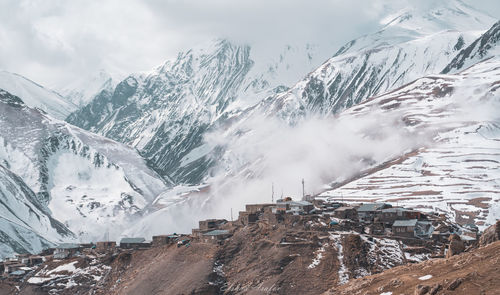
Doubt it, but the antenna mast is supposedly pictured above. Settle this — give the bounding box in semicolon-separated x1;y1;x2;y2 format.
302;178;305;200
272;182;274;203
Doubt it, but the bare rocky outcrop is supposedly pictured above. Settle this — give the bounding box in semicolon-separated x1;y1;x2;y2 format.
446;234;465;258
327;240;500;295
479;220;500;247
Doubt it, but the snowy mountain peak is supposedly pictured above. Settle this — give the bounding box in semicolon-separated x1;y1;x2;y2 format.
337;0;495;56
0;71;77;120
380;0;495;33
56;69;117;107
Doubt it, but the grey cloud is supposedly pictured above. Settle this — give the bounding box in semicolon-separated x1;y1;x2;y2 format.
0;0;497;88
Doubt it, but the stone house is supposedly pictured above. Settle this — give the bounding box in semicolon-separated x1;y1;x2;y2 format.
202;230;231;244
357;203;392;223
333;206;358;220
238;211;258;225
392;219;418;238
152;235;176;247
54;243;83;259
120;237;150;249
245;204;274;214
96;241;116;253
199;219;227;231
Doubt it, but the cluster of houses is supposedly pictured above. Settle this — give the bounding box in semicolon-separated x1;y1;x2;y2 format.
0;234;188;278
0;254;43;278
1;197;479;279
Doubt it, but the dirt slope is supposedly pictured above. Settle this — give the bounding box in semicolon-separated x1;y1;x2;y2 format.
98;243;219;295
326;240;500;295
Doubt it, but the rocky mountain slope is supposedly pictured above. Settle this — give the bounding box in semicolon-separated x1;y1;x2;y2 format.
443;20;500;74
0;71;77;120
90;19;500;239
66;40;335;184
67;1;496;189
329;240;500;295
260;1;496;121
0;89;170;257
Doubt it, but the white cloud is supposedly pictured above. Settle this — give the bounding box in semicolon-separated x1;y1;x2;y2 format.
0;0;497;89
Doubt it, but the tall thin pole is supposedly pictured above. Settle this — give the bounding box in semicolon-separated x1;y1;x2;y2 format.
231;208;233;222
302;178;305;200
272;182;274;203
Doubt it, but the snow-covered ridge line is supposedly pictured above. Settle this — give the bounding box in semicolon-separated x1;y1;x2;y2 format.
0;71;77;120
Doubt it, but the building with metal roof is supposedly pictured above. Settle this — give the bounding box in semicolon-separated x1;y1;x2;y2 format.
56;243;81;249
120;237;146;244
392;219;418;238
357;203;392;222
202;230;231;244
393;219;418;227
203;230;230;236
119;237;150;249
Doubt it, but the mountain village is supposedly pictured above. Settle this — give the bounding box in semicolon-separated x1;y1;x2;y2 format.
0;1;499;294
0;194;483;289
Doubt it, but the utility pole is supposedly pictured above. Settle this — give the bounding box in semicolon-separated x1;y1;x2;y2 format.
272;182;274;203
302;178;305;200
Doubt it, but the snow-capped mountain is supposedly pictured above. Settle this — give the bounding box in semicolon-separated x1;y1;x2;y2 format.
67;1;496;188
0;88;170;255
442;20;500;73
318;58;500;229
260;0;496;121
0;71;77;120
56;70;117;107
66;40;336;184
129;56;500;238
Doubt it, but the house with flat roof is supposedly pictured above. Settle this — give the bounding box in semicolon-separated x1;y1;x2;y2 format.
152;235;179;247
392;219;418;238
245;204;275;214
96;241;116;253
238;211;258;225
357;203;392;222
376;208;411;226
199;219;227;231
120;237;150;249
333;206;357;220
202;229;231;244
54;243;82;259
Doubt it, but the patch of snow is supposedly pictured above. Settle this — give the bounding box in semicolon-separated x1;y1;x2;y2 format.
419;274;433;281
47;261;78;274
308;244;326;269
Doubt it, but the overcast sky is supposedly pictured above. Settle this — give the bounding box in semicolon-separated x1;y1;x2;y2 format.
0;0;498;89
